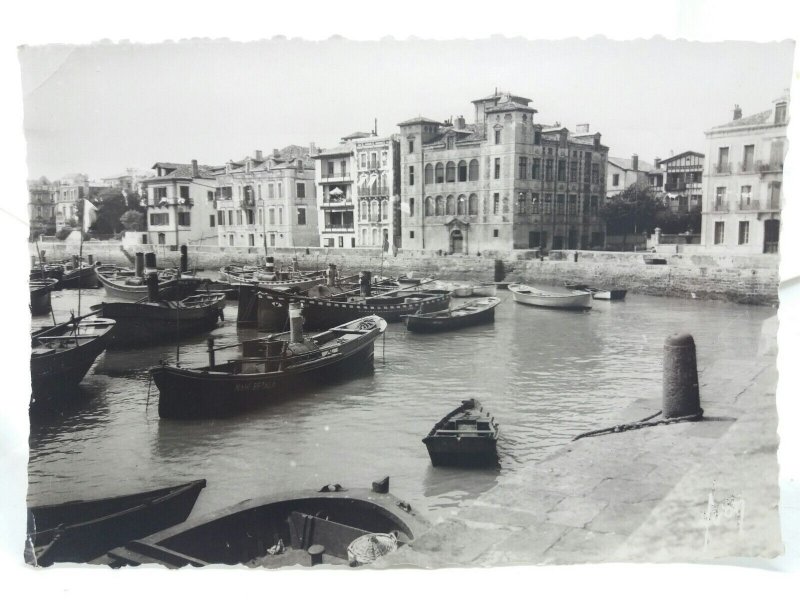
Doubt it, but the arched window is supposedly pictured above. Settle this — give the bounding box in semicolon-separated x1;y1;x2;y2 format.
371;200;379;221
372;228;378;246
468;159;479;181
446;161;456;183
361;228;368;245
381;200;389;221
517;193;526;214
457;195;466;215
435;196;445;216
360;200;368;220
446;195;455;215
381;173;388;193
425;196;434;216
409;198;415;217
424;164;433;184
435;163;444;184
457;161;468;182
468;194;478;215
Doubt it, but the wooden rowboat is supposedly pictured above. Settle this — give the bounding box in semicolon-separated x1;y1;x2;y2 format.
30;317;116;405
96;265;205;301
101;479;428;568
423;399;499;467
405;297;501;333
26;479;206;566
508;283;592;310
29;278;59;316
564;283;627;301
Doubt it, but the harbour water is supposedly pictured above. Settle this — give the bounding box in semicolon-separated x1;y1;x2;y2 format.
27;282;775;523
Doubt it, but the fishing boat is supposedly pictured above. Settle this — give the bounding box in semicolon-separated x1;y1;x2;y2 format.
422;399;499;467
397;274;422;285
153;307;387;419
101;478;429;568
59;262;99;289
508;283;592;310
471;283;498;297
30;264;65;283
405;297;501;333
29;278;59;316
564;283;627;301
30;317;116;404
96;265;205;301
241;283;451;331
26;479;206;567
438;282;473;297
93;293;226;347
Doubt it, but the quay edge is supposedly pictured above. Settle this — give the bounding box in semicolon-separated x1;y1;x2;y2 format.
30;242;780;306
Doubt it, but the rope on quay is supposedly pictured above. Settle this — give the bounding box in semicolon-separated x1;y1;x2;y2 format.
572;409;703;441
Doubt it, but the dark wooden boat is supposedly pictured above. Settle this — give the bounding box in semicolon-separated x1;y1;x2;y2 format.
405;297;501;333
59;262;99;289
101;479;428;568
96;265;205;301
643;256;667;265
153;311;388;419
30;317;116;404
93;293;226;347
423;399;499;467
397;275;422;285
564;283;627;301
243;286;451;331
26;479;206;567
29;278;59;316
30;264;65;282
221;264;326;289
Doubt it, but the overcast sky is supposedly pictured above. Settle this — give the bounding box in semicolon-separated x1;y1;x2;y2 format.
19;37;795;180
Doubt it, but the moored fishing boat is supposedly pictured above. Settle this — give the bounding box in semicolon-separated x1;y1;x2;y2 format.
93;293;226;348
101;478;428;568
96;265;205;301
508;283;592;310
422;399;499;467
153;307;387;419
29;278;59;316
59;262;99;289
30;317;116;405
405;297;501;333
26;479;206;567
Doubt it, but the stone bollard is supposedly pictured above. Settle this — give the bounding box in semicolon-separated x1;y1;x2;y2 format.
662;333;702;419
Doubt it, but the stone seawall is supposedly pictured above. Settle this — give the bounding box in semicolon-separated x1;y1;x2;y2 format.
30;242;780;305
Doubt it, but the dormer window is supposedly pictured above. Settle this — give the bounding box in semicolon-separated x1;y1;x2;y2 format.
775;102;787;125
297;160;303;172
447;137;455;150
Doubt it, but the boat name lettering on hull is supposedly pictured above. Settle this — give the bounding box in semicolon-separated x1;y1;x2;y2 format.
234;380;277;392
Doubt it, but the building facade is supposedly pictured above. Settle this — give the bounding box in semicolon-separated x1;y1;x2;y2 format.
701;98;788;254
314;140;357;248
212;147;319;250
28;179;57;240
140;161;219;246
606;155;652;198
100;168;154;192
660;151;704;213
353;134;401;251
53;174;105;231
399;92;608;253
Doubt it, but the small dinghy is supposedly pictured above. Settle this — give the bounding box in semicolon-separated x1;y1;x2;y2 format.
423;399;499;467
405;297;501;333
564;283;627;301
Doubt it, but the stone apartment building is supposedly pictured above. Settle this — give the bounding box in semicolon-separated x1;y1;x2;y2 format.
353;133;401;252
313;136;358;249
140;161;219;246
660;151;704;213
211;148;318;250
53;173;106;231
28;179;58;239
398;91;608;253
701;97;788;254
606;154;652;198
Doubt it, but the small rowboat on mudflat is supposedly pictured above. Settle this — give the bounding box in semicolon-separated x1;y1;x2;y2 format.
508;283;592;310
26;479;206;567
405;297;501;333
423;399;499;467
100;478;429;569
29;278;59;316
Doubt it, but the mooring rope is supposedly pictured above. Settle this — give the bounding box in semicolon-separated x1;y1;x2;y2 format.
572;408;704;441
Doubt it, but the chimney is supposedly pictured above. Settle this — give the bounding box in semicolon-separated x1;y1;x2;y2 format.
455;115;466;129
273;148;280;158
632;154;639;171
191;159;199;177
655;157;662;169
576;123;589;133
255;150;263;161
733;105;742;120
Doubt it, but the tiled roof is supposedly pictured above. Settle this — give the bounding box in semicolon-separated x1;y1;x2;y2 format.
144;163;219;182
397;116;443;127
710;109;773;130
608;157;654;172
472;91;532;104
341;131;372;141
313;144;353;158
484;100;536;114
659;151;704;164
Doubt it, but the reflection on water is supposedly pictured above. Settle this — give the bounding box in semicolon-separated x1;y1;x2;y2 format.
28;284;775;518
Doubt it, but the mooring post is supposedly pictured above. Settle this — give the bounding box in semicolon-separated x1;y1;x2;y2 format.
662;333;702;419
207;338;215;368
180;244;188;273
135;252;145;277
146;271;160;302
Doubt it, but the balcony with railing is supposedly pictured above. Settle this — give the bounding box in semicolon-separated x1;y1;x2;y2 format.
756;160;784;174
320;172;352;181
712;163;732;175
321;195;353;206
711;201;730;212
738;161;757;173
664;182;687;192
357;186;390;197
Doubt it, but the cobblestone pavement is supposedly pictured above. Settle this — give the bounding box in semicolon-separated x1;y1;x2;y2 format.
381;316;781;568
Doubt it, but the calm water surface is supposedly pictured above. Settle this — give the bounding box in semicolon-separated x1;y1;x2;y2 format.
28;281;775;520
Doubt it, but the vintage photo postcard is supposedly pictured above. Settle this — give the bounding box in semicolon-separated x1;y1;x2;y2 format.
3;2;799;596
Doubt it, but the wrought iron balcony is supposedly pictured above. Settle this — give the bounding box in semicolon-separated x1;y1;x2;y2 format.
712;201;729;212
756;160;784;174
357;186;390;197
320;172;351;180
664;182;687;192
713;163;731;174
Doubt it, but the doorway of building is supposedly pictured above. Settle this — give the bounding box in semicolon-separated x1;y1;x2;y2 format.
450;229;464;254
764;219;780;254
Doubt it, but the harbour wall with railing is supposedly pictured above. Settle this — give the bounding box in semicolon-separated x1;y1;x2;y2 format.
28;241;780;305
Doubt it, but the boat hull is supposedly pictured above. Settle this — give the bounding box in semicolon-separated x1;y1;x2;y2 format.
509;285;592;310
102;486;429;568
30;318;115;404
29;280;57;316
97;269;204;301
405;300;499;333
59;265;99;289
96;296;225;347
423;436;499;467
593;289;627;301
26;479;206;566
241;287;451;331
471;284;498;297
